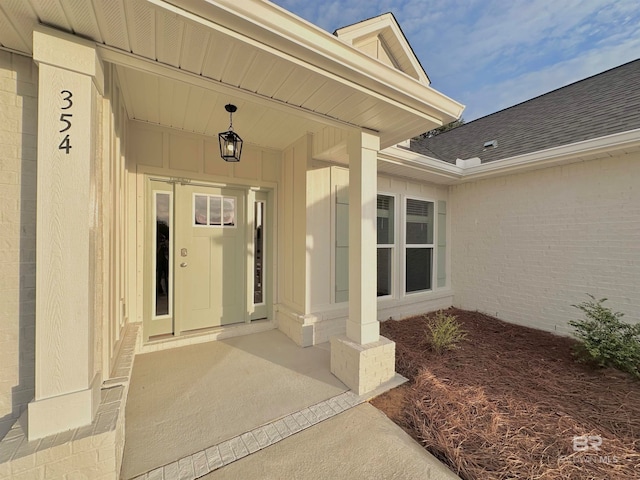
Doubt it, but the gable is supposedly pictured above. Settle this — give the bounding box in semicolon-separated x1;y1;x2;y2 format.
335;13;430;86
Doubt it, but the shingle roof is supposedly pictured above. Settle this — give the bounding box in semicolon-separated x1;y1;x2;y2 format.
409;59;640;164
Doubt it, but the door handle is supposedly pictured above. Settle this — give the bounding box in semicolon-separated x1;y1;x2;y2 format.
180;262;188;268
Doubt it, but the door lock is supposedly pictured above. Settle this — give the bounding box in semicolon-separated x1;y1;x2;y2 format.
181;248;188;257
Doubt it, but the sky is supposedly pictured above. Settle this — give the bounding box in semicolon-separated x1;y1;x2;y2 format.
270;0;640;121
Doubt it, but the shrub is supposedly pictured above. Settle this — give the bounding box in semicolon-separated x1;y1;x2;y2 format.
569;295;640;378
426;310;467;354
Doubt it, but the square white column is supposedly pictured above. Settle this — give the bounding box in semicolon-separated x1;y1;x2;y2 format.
28;27;103;440
331;131;396;395
346;131;380;345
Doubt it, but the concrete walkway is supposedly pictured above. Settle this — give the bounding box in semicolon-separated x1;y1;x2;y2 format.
202;404;460;480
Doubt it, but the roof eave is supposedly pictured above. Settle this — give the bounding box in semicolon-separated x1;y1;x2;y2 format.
164;0;464;136
382;128;640;184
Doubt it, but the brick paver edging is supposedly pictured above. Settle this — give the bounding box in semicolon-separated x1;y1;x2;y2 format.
130;390;364;480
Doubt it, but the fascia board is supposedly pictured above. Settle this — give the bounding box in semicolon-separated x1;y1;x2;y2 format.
157;0;463;122
378;145;463;182
461;128;640;180
380;128;640;185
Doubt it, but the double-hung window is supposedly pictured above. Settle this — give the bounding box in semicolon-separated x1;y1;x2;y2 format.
405;198;434;293
376;195;395;297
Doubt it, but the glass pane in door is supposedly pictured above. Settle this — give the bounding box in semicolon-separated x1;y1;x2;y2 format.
155;192;171;316
254;201;264;304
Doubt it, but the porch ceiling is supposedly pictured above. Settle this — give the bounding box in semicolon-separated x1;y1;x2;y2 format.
0;0;464;150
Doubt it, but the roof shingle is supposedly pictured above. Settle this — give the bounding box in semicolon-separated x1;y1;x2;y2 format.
409;59;640;164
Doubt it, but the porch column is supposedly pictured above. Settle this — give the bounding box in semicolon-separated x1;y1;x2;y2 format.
28;27;103;440
330;131;396;395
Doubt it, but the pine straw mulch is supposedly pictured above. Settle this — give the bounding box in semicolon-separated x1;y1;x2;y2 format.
370;308;640;480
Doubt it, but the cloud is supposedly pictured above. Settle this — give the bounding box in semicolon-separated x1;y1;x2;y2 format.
271;0;640;120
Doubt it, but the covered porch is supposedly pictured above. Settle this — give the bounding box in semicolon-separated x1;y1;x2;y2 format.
0;1;462;478
121;329;353;478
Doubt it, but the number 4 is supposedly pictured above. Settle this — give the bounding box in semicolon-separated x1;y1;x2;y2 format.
59;134;71;154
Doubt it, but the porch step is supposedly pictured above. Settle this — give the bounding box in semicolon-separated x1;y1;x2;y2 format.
127;374;406;480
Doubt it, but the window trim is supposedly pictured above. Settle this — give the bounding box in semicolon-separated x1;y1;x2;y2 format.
152;190;173;320
402;194;435;296
192;192;238;229
376;192;397;300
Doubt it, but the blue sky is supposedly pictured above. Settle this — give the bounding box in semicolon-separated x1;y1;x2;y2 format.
271;0;640;121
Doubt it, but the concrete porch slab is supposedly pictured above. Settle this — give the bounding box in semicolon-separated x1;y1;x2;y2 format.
121;330;348;479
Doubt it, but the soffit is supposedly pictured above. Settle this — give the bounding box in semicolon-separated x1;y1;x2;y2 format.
0;0;463;150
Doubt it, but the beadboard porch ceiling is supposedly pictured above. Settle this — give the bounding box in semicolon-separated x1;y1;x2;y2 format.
0;0;464;151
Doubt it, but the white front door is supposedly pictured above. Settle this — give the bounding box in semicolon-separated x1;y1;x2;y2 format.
175;184;246;331
144;179;263;340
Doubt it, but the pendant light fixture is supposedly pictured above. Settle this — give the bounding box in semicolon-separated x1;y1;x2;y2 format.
218;104;243;162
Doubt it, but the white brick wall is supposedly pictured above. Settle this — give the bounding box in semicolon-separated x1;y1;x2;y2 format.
0;51;38;439
450;155;640;334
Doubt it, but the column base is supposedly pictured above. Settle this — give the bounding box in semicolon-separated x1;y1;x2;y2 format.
330;335;395;396
27;372;101;441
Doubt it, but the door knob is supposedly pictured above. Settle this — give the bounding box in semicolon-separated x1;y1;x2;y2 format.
180;262;188;267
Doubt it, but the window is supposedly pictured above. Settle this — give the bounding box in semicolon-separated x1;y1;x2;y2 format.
377;195;395;297
254;201;265;304
405;198;434;293
154;192;172;317
194;194;236;227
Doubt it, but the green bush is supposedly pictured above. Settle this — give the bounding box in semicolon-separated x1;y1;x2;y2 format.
569;295;640;378
426;311;467;354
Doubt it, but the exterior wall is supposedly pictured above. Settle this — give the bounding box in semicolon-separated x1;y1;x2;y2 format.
127;120;281;339
276;135;312;345
303;164;454;345
100;65;130;381
450;155;640;334
0;51;38;439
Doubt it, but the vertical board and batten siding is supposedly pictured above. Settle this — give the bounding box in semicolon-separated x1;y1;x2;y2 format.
0;51;38;438
102;65;130;380
127;120;282;328
450;155;640;334
278;135;309;313
303;164;454;345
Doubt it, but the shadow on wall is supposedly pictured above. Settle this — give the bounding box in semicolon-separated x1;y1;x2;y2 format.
0;54;37;440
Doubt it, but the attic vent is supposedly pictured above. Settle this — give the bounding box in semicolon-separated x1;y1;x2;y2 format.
483;140;498;149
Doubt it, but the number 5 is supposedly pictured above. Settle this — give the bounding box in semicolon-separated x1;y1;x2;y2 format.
59;113;72;133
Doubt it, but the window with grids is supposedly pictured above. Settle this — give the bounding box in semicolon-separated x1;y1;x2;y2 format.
377;195;394;297
405;198;434;293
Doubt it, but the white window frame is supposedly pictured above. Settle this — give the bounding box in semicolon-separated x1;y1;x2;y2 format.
402;195;435;296
253;199;266;307
152;190;173;320
376;192;397;300
192;192;238;229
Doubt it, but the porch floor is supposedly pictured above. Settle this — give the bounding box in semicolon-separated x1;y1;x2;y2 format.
121;329;348;479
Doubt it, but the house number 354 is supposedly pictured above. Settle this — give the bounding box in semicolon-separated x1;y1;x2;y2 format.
58;89;73;154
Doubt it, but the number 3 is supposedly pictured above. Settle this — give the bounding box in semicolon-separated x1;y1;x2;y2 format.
61;90;73;109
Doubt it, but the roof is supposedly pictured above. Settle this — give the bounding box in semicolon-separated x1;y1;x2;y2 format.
409;59;640;164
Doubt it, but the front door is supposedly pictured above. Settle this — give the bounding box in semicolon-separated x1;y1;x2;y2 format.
144;179;253;340
175;184;245;331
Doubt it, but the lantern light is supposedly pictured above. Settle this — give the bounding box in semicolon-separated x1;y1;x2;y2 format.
218;104;243;162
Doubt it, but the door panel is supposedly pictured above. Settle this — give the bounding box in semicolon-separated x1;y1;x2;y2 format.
175;184;246;332
145;179;270;341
